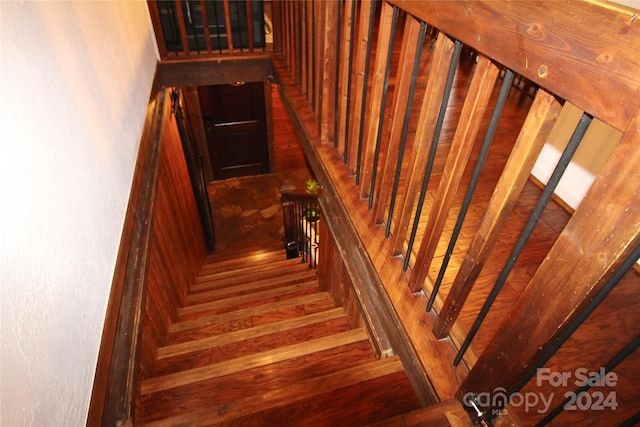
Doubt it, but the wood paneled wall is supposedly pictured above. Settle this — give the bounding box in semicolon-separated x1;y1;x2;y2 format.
139;93;207;378
89;89;206;426
317;221;365;333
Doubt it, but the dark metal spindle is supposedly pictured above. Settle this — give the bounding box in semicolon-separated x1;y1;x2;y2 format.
403;39;462;271
237;1;244;52
368;7;400;209
311;2;316;109
464;394;496;427
620;412;640;427
333;0;343;149
185;2;202;53
492;242;640;426
210;2;223;52
384;21;427;229
167;1;181;54
426;69;515;311
453;113;593;366
536;333;640;426
355;1;376;185
343;0;357;164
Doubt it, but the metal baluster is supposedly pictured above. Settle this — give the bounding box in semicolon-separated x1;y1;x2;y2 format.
403;40;462;271
355;1;376;185
333;0;343;149
511;243;640;417
454;113;593;366
368;6;399;208
167;1;181;54
384;21;427;230
343;0;357;165
537;333;640;426
426;69;515;311
210;2;223;52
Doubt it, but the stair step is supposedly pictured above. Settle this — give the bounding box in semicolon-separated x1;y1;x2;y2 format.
197;254;307;280
202;246;284;269
166;292;337;344
137;337;377;423
186;268;317;304
179;280;320;320
154;308;351;375
366;398;472;426
192;257;312;291
141;328;370;395
139;355;406;426
262;362;422;426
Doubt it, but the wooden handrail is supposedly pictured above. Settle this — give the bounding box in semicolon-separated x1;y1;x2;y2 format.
387;0;640;132
87;90;166;427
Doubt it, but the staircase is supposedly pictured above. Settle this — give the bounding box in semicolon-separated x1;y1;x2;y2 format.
135;247;469;426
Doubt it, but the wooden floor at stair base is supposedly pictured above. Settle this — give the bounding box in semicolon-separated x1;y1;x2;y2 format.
138;357;419;426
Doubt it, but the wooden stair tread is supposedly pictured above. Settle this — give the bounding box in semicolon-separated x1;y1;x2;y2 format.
262;368;422;426
178;281;320;321
186;268;317;304
366;398;472;426
197;255;308;280
140;328;370;395
137;339;378;423
192;258;312;290
139;356;407;426
154;309;353;375
159;307;347;359
166;292;337;344
202;246;285;267
180;280;319;316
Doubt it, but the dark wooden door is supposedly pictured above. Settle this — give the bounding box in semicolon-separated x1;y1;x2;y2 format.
198;82;270;180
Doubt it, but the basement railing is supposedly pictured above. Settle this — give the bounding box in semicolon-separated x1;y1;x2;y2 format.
271;0;640;425
282;192;320;269
147;0;270;58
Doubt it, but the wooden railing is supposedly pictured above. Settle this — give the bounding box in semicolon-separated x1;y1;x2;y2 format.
147;0;270;59
272;0;640;424
281;192;320;269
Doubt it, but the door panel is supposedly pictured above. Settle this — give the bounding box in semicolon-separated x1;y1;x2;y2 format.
198;82;270;180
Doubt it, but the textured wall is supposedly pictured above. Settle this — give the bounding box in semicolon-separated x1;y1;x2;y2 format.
0;1;158;425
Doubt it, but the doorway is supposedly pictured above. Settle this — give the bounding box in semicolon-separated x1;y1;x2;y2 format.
198;82;271;180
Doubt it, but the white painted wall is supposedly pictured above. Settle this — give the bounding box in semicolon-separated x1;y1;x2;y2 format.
530;0;639;210
531;102;621;210
0;1;158;425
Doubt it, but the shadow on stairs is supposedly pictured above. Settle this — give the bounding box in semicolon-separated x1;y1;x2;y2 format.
135;247;471;426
